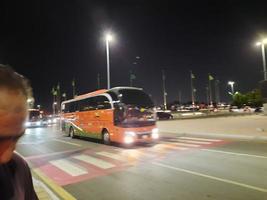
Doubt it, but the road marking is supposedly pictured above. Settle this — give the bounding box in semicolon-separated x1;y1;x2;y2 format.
96;151;124;161
50;159;87;176
74;155;115;169
202;149;267;159
153;162;267;193
16;151;77;200
53;139;82;147
179;137;222;142
163;141;200;147
33;168;77;200
175;139;211;145
121;149;155;158
155;144;188;150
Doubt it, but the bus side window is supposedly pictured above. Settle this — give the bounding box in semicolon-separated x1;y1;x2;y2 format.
96;96;111;110
79;99;89;111
69;102;78;112
64;103;69;113
79;98;97;111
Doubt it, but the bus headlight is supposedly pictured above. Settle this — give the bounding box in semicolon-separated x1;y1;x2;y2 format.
124;131;136;144
151;128;159;139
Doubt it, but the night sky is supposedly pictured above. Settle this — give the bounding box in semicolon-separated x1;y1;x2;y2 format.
1;0;267;111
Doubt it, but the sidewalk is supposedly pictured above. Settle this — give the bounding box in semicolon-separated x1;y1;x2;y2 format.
157;114;267;141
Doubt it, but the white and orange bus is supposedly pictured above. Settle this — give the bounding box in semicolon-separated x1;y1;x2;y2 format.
60;87;159;145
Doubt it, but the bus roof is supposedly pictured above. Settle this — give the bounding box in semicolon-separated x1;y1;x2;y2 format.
107;87;142;93
61;86;143;105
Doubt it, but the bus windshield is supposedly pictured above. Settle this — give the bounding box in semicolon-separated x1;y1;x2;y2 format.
111;89;155;127
118;89;154;108
29;110;40;119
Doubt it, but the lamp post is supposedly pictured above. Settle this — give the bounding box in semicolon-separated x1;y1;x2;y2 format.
53;102;57;116
162;70;167;110
256;39;267;81
228;81;235;95
105;33;113;89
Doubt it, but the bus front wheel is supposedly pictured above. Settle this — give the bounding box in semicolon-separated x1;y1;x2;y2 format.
102;130;110;145
69;127;75;138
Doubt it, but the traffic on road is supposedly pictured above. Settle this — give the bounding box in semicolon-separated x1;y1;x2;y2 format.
17;116;267;200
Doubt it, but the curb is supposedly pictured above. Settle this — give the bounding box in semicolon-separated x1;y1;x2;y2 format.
169;113;257;121
160;130;267;142
32;168;77;200
33;177;60;200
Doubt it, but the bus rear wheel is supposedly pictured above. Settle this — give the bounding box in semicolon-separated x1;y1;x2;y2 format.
102;130;110;145
69;127;75;138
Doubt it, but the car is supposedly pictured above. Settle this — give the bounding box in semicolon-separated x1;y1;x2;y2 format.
254;107;263;113
46;116;60;125
156;111;173;120
25;109;48;128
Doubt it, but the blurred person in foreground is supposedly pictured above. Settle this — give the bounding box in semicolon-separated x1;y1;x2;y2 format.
0;65;38;199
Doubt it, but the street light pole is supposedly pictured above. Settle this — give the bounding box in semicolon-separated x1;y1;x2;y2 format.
106;37;110;89
256;39;267;81
162;70;167;110
261;43;267;80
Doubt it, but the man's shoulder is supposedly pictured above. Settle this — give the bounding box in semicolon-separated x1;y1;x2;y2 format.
10;153;29;169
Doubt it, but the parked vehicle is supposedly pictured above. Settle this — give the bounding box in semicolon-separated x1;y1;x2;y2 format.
254;107;263;113
156;111;173;120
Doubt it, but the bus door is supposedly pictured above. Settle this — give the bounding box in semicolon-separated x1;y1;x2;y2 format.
94;96;112;135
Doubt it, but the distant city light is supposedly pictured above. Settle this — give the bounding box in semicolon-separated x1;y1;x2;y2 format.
228;81;235;86
228;81;235;94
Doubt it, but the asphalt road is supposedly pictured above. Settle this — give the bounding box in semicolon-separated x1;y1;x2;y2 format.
16;122;267;200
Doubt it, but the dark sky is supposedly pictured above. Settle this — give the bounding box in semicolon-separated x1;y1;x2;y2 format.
1;0;267;110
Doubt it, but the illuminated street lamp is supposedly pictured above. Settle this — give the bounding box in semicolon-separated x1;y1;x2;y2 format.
256;38;267;80
105;33;113;89
228;81;235;95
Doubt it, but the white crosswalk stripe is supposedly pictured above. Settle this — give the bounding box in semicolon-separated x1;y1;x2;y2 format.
96;151;125;161
50;159;87;176
175;139;211;145
121;149;156;158
154;144;188;150
163;141;200;147
74;155;115;169
179;137;222;142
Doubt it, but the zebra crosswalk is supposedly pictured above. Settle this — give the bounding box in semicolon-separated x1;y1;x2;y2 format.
30;136;226;186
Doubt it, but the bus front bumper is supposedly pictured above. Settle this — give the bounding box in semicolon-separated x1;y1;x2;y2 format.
123;128;159;144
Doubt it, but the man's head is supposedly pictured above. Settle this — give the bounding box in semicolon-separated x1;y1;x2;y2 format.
0;65;32;164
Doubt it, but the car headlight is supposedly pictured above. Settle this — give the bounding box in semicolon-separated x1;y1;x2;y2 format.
151;128;159;139
36;121;41;126
124;131;136;144
25;122;31;127
53;119;57;123
48;119;52;123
